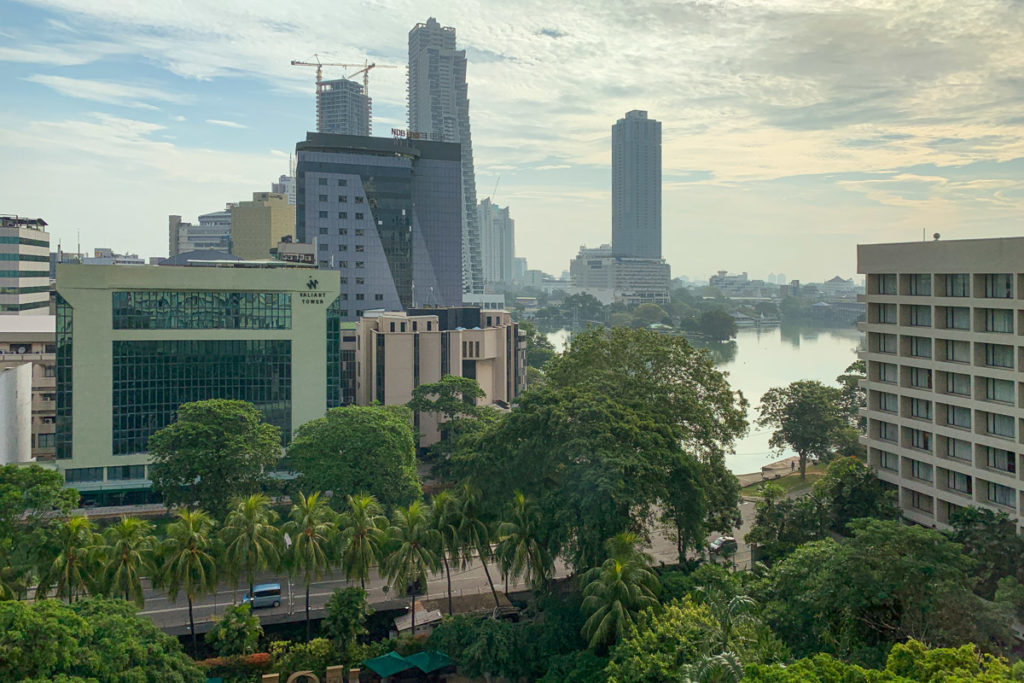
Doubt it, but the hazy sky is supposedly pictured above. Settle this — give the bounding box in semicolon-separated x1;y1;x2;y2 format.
1;0;1023;282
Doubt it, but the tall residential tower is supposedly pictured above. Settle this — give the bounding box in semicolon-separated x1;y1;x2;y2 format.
408;17;484;294
612;110;662;259
318;78;371;136
478;198;515;286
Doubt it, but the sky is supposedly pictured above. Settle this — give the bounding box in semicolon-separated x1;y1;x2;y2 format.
1;0;1023;282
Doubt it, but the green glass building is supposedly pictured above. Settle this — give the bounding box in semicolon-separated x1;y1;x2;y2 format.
55;263;339;504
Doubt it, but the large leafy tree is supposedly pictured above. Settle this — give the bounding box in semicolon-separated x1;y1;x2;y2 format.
426;615;523;680
205;603;263;657
0;598;203;682
699;308;738;341
287;406;421;509
812;456;897;533
220;493;282;600
321;587;371;655
285;491;338;641
97;516;155;607
159;509;219;656
496;491;554;591
757;380;846;478
384;500;440;635
407;376;497;466
949;506;1024;600
338;493;388;591
518;319;557;369
35;515;101;603
148;399;281;517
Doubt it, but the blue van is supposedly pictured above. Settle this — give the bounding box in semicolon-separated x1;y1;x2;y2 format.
242;583;282;609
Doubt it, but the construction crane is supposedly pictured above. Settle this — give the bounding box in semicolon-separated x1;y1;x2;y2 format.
341;60;399;100
291;56;398;133
291;54;350;132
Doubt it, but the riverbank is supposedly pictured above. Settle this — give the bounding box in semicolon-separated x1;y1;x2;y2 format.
734;455;802;487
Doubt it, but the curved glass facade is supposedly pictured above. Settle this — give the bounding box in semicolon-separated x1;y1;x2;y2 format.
112;291;292;330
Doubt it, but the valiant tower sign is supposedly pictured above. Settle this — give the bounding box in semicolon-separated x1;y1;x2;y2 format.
300;277;326;304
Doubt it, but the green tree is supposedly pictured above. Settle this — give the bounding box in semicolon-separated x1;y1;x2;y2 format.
339;493;388;590
220;493;282;600
384;500;440;635
148;399;281;517
579;533;660;653
744;484;829;564
757;380;845;478
519;319;557;369
285;491;337;641
632;303;669;326
287;406;421;509
949;506;1024;600
426;615;521;680
496;491;554;591
408;376;496;465
322;587;371;654
455;483;501;608
429;490;462;616
813;456;897;533
0;598;203;682
269;638;333;681
36;515;101;603
97;516;154;607
699;308;738;341
159;509;219;656
205;603;263;656
835;359;867;427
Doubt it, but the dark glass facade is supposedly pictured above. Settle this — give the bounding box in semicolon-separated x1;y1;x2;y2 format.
326;297;342;408
112;339;292;454
55;294;73;460
112;291;292;330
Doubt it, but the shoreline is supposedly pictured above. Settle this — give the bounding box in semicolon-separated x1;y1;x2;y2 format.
733;455;801;488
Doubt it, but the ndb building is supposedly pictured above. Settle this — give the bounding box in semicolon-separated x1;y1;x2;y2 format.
54;263;339;505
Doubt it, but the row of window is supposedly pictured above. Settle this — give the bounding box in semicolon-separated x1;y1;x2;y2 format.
318;243;366;252
112;291;292;330
0;235;49;247
881;453;1019;509
872;273;1013;298
877;411;1018;445
317;211;365;220
317;178;348;187
64;464;148;484
316;193;364;204
338;293;384;302
875;377;1014;410
871;340;1016;369
0;270;49;278
318;227;366;236
872;304;1016;332
0;253;49;262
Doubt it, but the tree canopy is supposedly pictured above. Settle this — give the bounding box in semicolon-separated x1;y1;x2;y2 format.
287;405;421;509
757;380;846;478
148;399;281;517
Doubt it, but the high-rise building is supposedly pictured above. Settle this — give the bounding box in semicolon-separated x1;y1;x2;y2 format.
612;110;662;259
318;79;371;137
0;215;50;315
408;17;483;295
295;132;464;322
230;192;295;260
478;198;515;286
859;237;1024;530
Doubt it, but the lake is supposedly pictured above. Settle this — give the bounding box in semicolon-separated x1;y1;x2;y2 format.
545;325;863;475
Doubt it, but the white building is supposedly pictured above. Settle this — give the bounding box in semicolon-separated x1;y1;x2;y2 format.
570;244;670;305
859;237;1024;531
168;206;233;257
271;175;297;205
478;198;515;286
0;215;50;315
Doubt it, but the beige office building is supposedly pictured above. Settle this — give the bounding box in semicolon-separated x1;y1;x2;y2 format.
346;307;526;446
230;192;295;260
859;237;1024;532
0;315;56;463
1;215;50;314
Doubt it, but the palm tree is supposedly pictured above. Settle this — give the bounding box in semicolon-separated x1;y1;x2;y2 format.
159;509;218;656
579;532;660;652
98;516;155;607
339;493;387;591
428;490;462;616
680;652;745;683
221;494;282;601
695;587;757;654
454;483;500;609
384;501;440;635
36;515;101;603
496;491;553;592
285;491;337;640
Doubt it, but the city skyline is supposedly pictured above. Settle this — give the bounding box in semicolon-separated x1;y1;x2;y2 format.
2;1;1024;282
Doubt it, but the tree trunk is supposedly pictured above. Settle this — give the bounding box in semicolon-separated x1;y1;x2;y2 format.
305;583;311;641
442;555;453;616
799;451;807;479
188;596;197;656
480;551;500;609
360;576;365;591
410;586;417;635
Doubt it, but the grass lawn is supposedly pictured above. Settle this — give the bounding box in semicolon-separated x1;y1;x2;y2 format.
740;463;827;497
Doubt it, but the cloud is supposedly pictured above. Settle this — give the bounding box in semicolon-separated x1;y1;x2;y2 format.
24;74;186;108
171;115;186;122
206;119;247;129
537;28;566;38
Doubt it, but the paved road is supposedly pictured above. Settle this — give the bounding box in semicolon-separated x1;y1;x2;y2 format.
138;500;759;635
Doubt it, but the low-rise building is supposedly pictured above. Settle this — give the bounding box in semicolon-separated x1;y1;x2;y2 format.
0;314;56;463
570;244;670;304
230;192;295;260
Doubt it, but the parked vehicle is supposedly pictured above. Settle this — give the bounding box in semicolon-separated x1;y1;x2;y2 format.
709;536;738;555
242;583;281;609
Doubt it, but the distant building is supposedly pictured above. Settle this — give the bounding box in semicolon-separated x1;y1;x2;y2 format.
409;17;483;295
478;198;515;286
512;257;528;283
168;206;233;257
612;110;661;259
818;275;860;298
271;175;297;205
462;293;506;310
0;314;56;463
319;78;370;136
570;244;670;305
273;238;314;265
81;248;144;266
0;215;50;315
230;192;295;260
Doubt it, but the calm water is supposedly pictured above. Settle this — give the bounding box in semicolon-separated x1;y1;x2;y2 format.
545;325;863;475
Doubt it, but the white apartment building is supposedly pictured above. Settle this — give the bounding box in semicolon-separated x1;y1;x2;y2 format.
1;215;50;315
859;238;1024;532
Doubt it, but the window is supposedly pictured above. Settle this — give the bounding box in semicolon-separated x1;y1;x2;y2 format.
401;322;406;332
947;471;973;494
908;274;931;296
944;307;970;329
987;482;1016;508
985;378;1014;404
909;305;931;327
43;365;56;378
878;303;897;323
355;228;365;236
65;467;104;483
879;274;897;294
318;194;328;202
983;308;1013;333
355;196;364;204
880;362;898;383
340;277;348;284
944;274;970;297
107;465;146;481
986;413;1015;439
36;433;55;448
946;405;970;429
947;438;972;461
355;213;364;220
339;245;348;252
879;333;897;354
339;293;348;300
911;398;932;419
984;274;1013;299
909;336;931;358
338;212;348;219
337;179;347;186
338;261;348;268
318;243;328;251
984;343;1014;368
339;195;347;202
879;392;898;412
112;291;292;330
909;428;932;451
355;245;364;252
945;340;970;363
880;451;899;471
986;447;1016;474
355;293;364;301
427;321;432;331
319;227;328;235
318;178;327;186
355;262;364;269
879;421;898;442
910;491;933;513
910;367;932;389
911;459;933;482
945;372;970;395
318;211;328;218
374;294;383;301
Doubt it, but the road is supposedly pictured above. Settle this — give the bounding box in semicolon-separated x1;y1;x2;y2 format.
139;499;758;635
